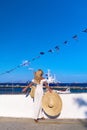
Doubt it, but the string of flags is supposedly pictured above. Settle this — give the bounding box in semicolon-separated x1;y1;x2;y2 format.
0;28;87;76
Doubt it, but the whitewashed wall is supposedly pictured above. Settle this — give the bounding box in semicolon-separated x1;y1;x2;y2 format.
0;93;87;119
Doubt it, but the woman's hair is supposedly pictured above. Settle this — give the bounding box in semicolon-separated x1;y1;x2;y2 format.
37;69;44;76
34;69;44;83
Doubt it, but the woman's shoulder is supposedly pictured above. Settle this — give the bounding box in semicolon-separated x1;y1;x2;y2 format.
41;78;47;82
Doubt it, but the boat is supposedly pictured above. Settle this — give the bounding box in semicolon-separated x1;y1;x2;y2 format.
45;69;71;93
56;87;71;94
46;69;58;84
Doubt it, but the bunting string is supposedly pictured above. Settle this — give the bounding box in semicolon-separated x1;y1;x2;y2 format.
0;28;87;76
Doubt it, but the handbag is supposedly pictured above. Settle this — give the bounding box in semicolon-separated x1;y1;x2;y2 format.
29;86;36;98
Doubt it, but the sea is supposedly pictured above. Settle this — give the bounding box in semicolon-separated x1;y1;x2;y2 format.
0;82;87;94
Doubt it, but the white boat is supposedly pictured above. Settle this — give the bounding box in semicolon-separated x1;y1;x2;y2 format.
56;87;71;94
46;69;58;84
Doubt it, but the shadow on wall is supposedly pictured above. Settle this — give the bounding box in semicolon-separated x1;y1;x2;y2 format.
73;97;87;107
73;97;87;128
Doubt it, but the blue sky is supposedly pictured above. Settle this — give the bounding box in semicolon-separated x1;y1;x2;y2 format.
0;0;87;83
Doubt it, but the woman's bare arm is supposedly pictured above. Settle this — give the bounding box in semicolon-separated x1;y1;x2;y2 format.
44;81;52;92
22;82;33;92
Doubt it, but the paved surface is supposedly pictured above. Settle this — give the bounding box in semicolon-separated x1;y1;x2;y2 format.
0;117;87;130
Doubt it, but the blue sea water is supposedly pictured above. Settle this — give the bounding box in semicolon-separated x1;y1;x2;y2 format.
0;82;87;94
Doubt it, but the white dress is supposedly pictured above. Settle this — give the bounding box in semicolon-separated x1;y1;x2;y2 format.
32;79;47;119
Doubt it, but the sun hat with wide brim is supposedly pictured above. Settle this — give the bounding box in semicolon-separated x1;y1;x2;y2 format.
42;91;62;117
29;86;36;98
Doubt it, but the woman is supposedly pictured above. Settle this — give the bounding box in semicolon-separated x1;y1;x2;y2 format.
22;69;52;122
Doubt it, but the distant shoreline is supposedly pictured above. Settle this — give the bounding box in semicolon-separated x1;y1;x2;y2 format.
0;83;87;94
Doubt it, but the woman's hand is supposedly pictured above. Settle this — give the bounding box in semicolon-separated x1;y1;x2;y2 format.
22;87;27;93
22;82;33;93
48;88;52;93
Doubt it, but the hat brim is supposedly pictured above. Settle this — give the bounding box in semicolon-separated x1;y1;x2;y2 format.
42;91;62;117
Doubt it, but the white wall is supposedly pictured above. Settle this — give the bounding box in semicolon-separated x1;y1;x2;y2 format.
59;93;87;119
0;93;87;119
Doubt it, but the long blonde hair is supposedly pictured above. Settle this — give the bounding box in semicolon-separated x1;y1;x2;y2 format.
34;69;44;84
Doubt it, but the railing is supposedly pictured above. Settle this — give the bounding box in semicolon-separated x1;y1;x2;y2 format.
0;85;87;94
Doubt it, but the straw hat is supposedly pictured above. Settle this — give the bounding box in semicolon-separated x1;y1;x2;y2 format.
42;91;62;117
29;86;36;98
